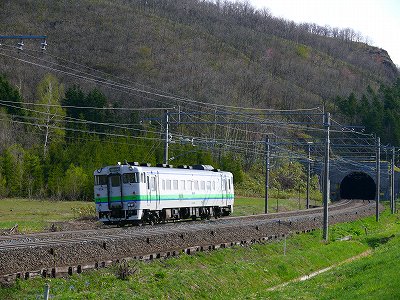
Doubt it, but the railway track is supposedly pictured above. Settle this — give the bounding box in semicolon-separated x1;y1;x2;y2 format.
0;200;378;282
0;199;354;245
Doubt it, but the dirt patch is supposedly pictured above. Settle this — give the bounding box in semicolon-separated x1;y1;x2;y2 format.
47;220;105;232
0;220;105;236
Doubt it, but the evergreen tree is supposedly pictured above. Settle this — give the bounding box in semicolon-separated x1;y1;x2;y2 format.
23;150;44;198
0;75;24;117
2;145;25;196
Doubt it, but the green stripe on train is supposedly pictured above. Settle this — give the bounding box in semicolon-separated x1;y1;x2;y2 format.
95;194;234;203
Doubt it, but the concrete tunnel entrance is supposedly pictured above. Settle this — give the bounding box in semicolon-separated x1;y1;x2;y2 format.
340;172;376;200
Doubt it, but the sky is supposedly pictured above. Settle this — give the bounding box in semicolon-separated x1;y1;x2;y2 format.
247;0;400;67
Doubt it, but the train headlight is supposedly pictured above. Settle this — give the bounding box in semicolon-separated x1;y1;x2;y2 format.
97;168;102;173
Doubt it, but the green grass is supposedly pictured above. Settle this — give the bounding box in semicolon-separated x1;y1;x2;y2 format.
0;198;93;233
1;203;399;299
233;195;320;216
0;196;315;233
263;220;400;299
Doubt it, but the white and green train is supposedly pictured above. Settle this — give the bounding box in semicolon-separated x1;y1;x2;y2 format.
94;162;234;225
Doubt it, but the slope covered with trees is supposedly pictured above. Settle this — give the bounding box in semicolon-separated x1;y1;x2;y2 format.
0;0;398;109
0;0;399;201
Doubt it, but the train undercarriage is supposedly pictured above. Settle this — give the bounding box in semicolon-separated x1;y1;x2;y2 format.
100;205;232;226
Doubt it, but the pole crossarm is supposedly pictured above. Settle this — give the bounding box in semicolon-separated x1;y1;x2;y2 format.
0;35;47;39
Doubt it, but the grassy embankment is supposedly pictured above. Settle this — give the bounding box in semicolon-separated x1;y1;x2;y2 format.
0;198;399;299
0;199;94;233
0;195;318;233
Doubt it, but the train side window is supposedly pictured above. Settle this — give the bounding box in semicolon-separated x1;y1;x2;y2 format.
95;175;107;186
180;180;185;190
186;180;192;190
194;180;199;190
206;181;211;191
222;179;226;191
147;176;150;189
122;173;139;184
228;179;231;190
173;180;178;190
150;177;156;191
212;181;215;191
201;181;205;190
166;180;171;190
162;180;165;190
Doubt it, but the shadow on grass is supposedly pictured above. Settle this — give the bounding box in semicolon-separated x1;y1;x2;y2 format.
366;234;395;248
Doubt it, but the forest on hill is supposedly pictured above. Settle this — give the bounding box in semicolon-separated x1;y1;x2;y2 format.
0;0;399;200
0;0;398;108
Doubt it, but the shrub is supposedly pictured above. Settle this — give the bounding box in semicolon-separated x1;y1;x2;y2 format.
63;164;89;200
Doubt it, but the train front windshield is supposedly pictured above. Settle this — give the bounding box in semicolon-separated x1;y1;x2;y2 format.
95;175;108;186
94;173;140;186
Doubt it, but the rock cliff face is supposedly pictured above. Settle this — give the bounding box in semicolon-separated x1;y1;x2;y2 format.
368;48;398;79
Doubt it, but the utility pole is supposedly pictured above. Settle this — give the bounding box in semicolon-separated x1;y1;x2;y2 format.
265;135;270;214
375;136;380;222
306;142;312;209
322;112;330;241
391;147;395;214
164;110;169;164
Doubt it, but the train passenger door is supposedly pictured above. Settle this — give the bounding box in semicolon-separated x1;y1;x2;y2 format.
221;175;227;205
108;174;123;209
156;173;161;210
147;175;158;208
227;177;232;205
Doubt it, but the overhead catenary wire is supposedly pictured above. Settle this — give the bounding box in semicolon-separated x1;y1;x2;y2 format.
0;44;395;181
0;45;323;112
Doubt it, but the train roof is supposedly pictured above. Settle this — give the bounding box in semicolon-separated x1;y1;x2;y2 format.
94;162;233;176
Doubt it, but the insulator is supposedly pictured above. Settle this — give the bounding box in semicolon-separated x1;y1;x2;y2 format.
41;40;47;51
17;40;24;51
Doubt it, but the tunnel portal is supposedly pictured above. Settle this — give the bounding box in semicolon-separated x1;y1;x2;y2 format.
340;172;376;200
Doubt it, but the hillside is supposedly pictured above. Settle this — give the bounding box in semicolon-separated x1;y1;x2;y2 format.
0;0;398;110
0;0;399;201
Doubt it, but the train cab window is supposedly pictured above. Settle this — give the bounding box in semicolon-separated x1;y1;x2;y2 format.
194;180;199;190
173;180;178;190
122;173;139;184
95;175;107;186
222;179;226;191
166;180;171;190
111;175;121;187
141;173;146;183
201;181;205;190
206;181;211;191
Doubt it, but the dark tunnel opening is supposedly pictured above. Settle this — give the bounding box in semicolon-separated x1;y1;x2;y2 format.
340;172;376;200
